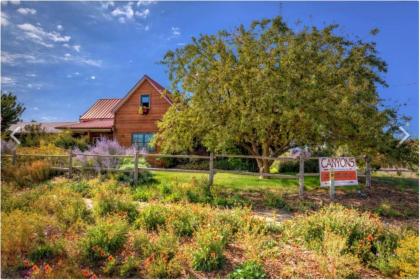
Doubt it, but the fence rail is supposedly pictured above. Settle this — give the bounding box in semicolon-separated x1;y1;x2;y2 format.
2;151;393;200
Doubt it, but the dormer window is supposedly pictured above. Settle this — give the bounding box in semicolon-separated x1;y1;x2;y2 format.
141;95;150;108
139;94;151;115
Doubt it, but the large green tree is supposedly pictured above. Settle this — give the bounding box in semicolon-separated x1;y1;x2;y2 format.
155;17;403;174
1;92;25;132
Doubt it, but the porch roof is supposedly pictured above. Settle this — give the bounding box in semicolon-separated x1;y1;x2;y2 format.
55;119;114;130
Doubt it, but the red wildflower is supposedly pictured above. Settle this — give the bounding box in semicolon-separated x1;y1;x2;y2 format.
81;269;91;278
44;264;53;274
90;273;98;279
31;265;40;275
107;255;114;262
367;234;374;242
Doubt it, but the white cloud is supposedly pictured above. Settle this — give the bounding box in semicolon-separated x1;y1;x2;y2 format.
41;116;58;121
17;8;37;15
26;73;37;77
2;51;102;67
171;27;181;36
1;51;46;65
27;83;33;88
64;53;71;57
144;25;150;31
111;2;134;21
73;45;81;52
1;76;16;85
17;23;71;47
90;75;96;80
33;107;39;111
56;24;63;30
137;0;156;6
101;1;114;9
1;13;9;26
135;8;149;18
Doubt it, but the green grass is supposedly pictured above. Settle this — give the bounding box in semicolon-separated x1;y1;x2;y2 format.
151;171;418;194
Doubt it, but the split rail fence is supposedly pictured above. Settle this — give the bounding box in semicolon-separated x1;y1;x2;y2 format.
2;151;375;200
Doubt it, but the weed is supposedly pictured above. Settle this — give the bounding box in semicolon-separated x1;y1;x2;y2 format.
229;260;266;279
135;204;168;231
192;227;226;272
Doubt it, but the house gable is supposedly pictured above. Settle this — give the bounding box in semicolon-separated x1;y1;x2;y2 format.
113;75;172;147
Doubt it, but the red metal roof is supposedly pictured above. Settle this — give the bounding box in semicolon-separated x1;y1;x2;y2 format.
55;119;113;129
80;98;120;120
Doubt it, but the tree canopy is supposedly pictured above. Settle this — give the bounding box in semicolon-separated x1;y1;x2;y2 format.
155;17;405;173
1;92;25;133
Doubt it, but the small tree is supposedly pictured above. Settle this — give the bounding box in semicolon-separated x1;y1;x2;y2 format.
155;17;403;175
1;92;25;132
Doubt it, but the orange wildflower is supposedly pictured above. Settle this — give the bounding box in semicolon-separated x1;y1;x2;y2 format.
367;234;374;242
90;273;98;279
107;255;114;262
23;259;32;268
81;268;91;278
31;264;40;274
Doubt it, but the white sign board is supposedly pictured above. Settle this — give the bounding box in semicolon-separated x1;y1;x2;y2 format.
319;157;358;187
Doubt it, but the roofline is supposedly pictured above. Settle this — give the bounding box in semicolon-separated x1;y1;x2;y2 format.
79;99;120;121
112;75;173;113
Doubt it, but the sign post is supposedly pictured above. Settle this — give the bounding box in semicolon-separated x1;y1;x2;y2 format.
319;157;358;193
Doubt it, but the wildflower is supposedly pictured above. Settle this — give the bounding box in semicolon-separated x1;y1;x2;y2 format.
23;259;32;268
367;234;374;242
90;273;98;279
107;255;114;262
31;264;40;275
44;264;53;274
210;252;216;258
81;269;91;278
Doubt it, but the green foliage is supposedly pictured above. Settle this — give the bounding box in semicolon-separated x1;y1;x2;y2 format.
135;204;168;231
229;261;267;279
375;201;403;218
1;92;25;132
264;192;289;210
192;227;227;272
80;217;128;263
119;256;139;278
29;242;64;262
157;16;401;173
54;130;88;151
93;185;138;223
69;180;91;197
20;123;49;147
32;187;90;226
1;210;59;267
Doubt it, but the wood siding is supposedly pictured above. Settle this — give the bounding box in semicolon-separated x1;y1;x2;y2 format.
114;80;171;148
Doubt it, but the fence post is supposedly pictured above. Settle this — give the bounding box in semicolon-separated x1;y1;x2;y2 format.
299;155;305;198
12;149;17;165
329;168;335;200
209;152;215;187
68;150;73;178
365;155;371;189
134;151;139;185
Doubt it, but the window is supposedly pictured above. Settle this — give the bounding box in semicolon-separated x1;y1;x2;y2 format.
132;133;155;151
141;95;150;108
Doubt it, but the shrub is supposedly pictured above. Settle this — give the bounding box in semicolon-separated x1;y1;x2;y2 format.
283;204;398;266
229;261;266;279
133;230;154;258
389;234;419;278
2;160;54;187
54;130;88;150
167;208;201;237
375;201;403;217
264;192;289;210
119;256;139;278
192;227;227;272
80;217;128;263
32;187;90;226
1;184;46;212
135;204;168;231
69;180;91;197
1;210;59;267
28;242;64;262
133;187;158;202
93;185;138;223
1;139;16;154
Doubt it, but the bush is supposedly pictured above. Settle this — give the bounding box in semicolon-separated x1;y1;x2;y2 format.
119;256;139;277
272;158;318;173
1;139;16;154
2;160;54;187
54;130;88;150
29;242;64;262
229;261;266;279
32;187;90;226
283;204;398;266
1;210;59;268
192;227;227;272
1;184;46;212
389;234;419;278
93;186;138;223
133;186;158;202
375;201;403;217
167;208;201;237
69;180;91;197
80;217;128;263
135;204;168;231
264;192;289;210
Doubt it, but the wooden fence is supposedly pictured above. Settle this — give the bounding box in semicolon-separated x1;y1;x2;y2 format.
1;151;375;200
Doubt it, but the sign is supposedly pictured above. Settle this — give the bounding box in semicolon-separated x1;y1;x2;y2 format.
319;157;358;187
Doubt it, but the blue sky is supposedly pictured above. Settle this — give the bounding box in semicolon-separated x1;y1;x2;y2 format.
1;1;419;136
